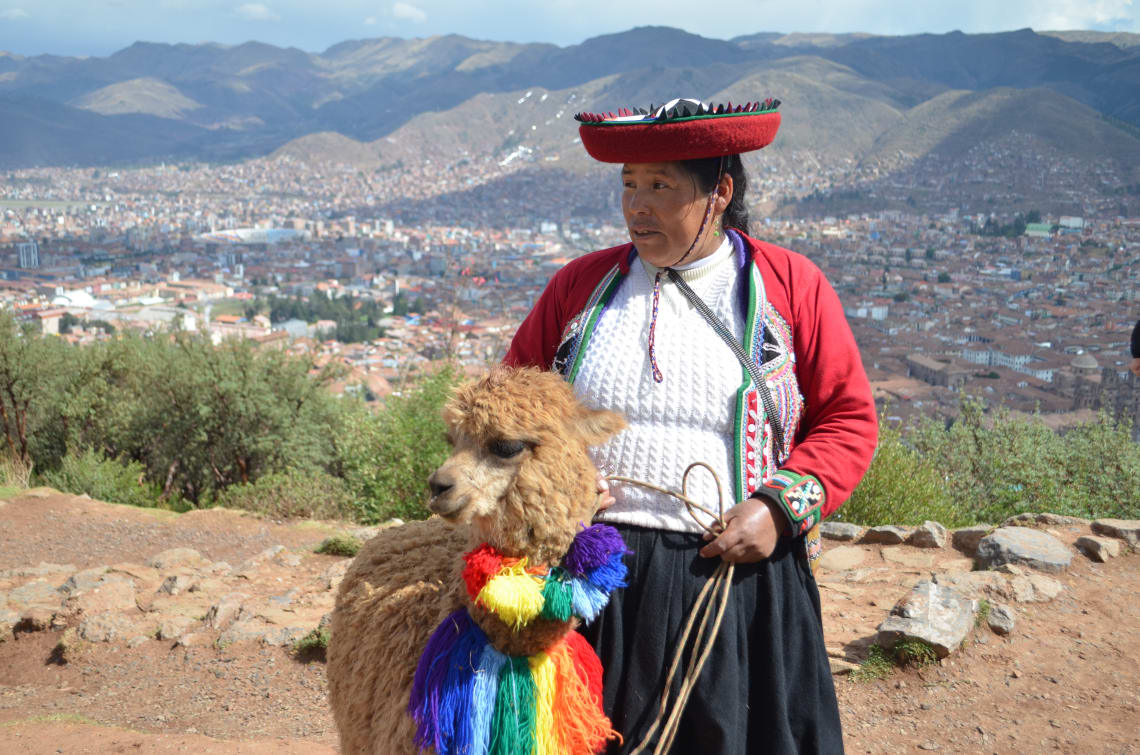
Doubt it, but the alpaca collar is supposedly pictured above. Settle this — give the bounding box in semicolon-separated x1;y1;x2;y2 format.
461;523;630;629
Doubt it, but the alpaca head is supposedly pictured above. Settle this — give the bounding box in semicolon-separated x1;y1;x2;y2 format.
427;365;625;565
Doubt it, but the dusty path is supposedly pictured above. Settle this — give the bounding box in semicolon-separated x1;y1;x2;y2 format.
1;489;1137;754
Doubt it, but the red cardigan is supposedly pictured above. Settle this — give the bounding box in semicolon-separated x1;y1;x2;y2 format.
505;232;877;524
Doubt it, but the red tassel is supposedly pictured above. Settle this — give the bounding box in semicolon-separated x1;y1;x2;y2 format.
461;543;504;600
564;630;604;706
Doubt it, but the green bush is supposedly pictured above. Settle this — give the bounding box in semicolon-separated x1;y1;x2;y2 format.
41;448;162;508
840;418;972;528
337;366;460;523
215;469;355;520
315;535;362;557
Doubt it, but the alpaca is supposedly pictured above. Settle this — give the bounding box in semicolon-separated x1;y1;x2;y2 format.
327;365;626;755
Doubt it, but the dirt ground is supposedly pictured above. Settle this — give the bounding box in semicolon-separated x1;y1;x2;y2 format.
1;490;1137;754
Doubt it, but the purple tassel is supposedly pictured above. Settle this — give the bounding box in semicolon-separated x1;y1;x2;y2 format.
585;551;628;593
562;524;627;577
439;615;487;754
409;609;472;751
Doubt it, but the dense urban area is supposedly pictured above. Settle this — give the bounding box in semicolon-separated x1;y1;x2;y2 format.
2;146;1138;438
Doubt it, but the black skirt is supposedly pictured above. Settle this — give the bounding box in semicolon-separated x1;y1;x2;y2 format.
582;524;844;755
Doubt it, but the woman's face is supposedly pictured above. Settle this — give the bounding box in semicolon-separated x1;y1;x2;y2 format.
621;161;729;268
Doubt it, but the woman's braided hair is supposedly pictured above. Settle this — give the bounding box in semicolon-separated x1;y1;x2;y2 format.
678;154;749;235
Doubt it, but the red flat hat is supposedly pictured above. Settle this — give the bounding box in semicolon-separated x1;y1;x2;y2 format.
576;97;781;163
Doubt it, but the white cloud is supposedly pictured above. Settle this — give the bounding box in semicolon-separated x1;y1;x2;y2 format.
234;3;280;22
392;2;426;23
0;8;29;19
364;16;377;25
1032;0;1134;28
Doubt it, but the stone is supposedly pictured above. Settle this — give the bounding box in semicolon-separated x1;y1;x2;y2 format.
145;548;208;570
995;563;1025;576
951;526;992;555
881;548;936;568
157;615;196;640
0;563;77;580
8;579;61;610
1075;535;1121;563
127;635;150;648
274;552;303;568
0;607;19;637
57;567;111;596
78;613;136;642
820;521;863;541
817;545;865;572
1009;574;1063;603
829;657;859;675
875;579;975;658
908;521;949;549
176;632;212;648
1002;512;1088;528
987;602;1015;635
351;526;381;540
157;575;196;596
941;571;1010;601
320;560;350;591
975;527;1073;573
65;578;137;615
218;618;274;647
1091;519;1140;547
108;563;161;583
16;606;59;632
940;558;975;573
861;525;910;545
205;592;248;631
262;626;309;647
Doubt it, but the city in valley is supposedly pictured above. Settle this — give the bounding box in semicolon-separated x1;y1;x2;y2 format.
2;145;1138;437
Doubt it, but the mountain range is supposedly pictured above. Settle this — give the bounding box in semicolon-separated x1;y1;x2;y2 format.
1;26;1139;177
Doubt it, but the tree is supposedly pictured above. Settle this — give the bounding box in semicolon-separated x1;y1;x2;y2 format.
938;272;951;283
0;312;69;467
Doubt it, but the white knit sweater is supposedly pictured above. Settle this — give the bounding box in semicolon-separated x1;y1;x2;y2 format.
573;239;747;534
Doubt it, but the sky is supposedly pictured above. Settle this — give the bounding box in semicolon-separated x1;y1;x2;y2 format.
0;0;1137;57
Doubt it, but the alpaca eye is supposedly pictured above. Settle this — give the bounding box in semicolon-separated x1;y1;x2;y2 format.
488;439;526;459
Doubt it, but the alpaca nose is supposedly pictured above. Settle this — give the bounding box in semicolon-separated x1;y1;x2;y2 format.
428;472;452;499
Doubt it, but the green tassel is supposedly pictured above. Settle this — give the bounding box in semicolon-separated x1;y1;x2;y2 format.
490;656;536;755
540;568;573;622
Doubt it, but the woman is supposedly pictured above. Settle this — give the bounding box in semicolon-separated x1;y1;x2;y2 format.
505;98;876;754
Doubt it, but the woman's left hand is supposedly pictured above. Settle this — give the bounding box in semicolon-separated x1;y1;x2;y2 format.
699;495;788;563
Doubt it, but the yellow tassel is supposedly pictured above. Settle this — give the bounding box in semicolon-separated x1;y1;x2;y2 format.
529;652;558;755
477;563;545;630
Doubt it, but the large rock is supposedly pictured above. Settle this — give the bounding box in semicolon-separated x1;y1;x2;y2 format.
817;545;865;572
1075;535;1121;563
78;613;137;642
820;522;863;541
1002;512;1088;528
1009;574;1063;603
145;548;208;570
8;579;61;610
1091;519;1140;547
64;578;137;615
881;549;936;568
157;615;196;640
875;579;975;658
205;592;248;631
0;563;76;580
57;567;110;596
951;526;992;555
941;571;1010;601
907;521;948;549
975;527;1073;573
861;525;910;545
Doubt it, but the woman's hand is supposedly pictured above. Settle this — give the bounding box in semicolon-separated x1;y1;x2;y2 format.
699;495;788;562
1131;357;1140;379
595;475;616;513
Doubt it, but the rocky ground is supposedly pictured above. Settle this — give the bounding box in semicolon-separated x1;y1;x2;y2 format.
1;488;1137;754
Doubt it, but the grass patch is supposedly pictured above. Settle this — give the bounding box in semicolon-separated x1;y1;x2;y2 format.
974;599;991;628
850;645;894;682
892;637;939;668
316;535;362;557
0;484;21;499
293;627;330;662
0;713;103;727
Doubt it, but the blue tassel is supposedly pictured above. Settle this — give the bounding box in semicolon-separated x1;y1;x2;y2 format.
570;578;611;622
440;616;488;754
409;609;471;751
585;551;628;593
471;645;507;755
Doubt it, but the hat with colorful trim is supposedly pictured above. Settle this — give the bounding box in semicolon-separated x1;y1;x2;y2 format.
574;97;781;163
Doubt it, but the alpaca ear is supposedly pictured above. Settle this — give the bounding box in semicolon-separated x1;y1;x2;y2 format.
574;407;626;445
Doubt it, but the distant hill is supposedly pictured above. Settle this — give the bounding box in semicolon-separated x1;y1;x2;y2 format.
1;26;1139;179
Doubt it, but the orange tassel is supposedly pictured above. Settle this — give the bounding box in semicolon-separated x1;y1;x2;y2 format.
551;634;620;753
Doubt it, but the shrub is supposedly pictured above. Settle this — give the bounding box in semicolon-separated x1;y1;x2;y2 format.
0;449;32;490
215;469;355;521
840;418;972;528
850;645;894;682
315;535;362;557
892;637;938;668
41;448;162;508
293;626;330;661
337;366;460;523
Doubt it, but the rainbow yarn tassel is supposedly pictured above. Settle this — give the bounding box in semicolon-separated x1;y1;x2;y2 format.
410;526;629;754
